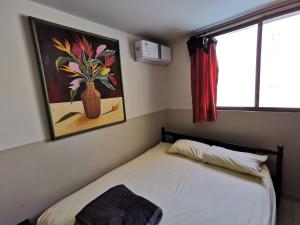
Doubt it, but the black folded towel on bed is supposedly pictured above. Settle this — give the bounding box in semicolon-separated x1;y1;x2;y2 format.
75;184;163;225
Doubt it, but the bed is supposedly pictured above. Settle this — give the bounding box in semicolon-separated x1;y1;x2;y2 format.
37;127;283;225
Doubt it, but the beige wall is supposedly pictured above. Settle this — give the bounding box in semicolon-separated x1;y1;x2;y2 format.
0;0;168;151
166;37;300;200
0;110;166;225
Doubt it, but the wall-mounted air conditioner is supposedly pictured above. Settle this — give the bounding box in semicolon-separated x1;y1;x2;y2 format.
135;40;171;65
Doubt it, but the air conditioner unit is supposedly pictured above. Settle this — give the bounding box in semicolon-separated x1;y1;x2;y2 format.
135;40;171;65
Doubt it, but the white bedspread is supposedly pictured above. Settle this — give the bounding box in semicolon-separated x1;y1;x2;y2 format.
37;142;276;225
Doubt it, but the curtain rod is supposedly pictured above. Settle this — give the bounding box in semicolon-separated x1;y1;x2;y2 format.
192;0;300;38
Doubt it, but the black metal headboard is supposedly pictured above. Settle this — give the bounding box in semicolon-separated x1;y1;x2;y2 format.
161;127;284;207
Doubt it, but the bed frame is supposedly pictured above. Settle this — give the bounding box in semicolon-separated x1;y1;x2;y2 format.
161;127;284;207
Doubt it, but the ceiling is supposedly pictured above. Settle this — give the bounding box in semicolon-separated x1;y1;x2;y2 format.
29;0;284;43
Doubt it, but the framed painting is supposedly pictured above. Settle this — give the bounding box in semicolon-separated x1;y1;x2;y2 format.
29;17;126;140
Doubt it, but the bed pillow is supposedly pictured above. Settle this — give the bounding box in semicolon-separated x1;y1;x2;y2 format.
202;145;268;177
167;139;210;161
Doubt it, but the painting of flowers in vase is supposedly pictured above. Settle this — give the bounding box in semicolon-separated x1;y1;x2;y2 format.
30;17;126;139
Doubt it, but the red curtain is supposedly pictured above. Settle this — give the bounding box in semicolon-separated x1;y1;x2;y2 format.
187;38;218;122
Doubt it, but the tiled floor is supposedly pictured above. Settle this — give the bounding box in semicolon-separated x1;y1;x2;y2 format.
277;198;300;225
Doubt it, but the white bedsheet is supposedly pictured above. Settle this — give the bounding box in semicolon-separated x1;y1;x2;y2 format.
38;142;276;225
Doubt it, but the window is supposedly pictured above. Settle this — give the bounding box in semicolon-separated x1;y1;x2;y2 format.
216;10;300;110
217;25;257;107
260;13;300;108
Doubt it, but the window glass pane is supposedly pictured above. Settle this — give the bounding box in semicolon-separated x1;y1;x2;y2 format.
216;25;257;107
260;11;300;108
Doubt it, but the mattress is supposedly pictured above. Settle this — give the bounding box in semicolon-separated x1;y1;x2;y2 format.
37;142;276;225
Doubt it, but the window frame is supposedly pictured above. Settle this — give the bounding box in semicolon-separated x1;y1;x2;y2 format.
215;7;300;112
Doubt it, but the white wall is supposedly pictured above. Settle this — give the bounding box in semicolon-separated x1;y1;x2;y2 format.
166;37;300;199
0;0;168;151
167;37;192;109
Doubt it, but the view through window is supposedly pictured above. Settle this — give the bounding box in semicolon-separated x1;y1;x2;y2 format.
216;25;257;107
216;11;300;109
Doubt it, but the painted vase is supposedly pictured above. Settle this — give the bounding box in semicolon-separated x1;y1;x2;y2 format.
81;81;101;119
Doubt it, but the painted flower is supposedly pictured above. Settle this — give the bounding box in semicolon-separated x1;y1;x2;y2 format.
60;65;80;77
95;44;106;58
69;78;81;91
53;38;71;54
75;34;85;51
64;40;71;53
68;62;81;74
101;68;110;75
72;43;82;61
104;55;115;67
82;36;94;58
108;75;117;86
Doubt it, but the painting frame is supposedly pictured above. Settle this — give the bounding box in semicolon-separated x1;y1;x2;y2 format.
29;17;127;140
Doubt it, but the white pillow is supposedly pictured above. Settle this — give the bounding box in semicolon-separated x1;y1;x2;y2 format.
202;145;268;177
168;139;210;161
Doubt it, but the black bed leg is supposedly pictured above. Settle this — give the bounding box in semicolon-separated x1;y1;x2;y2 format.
276;145;284;208
161;127;166;142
